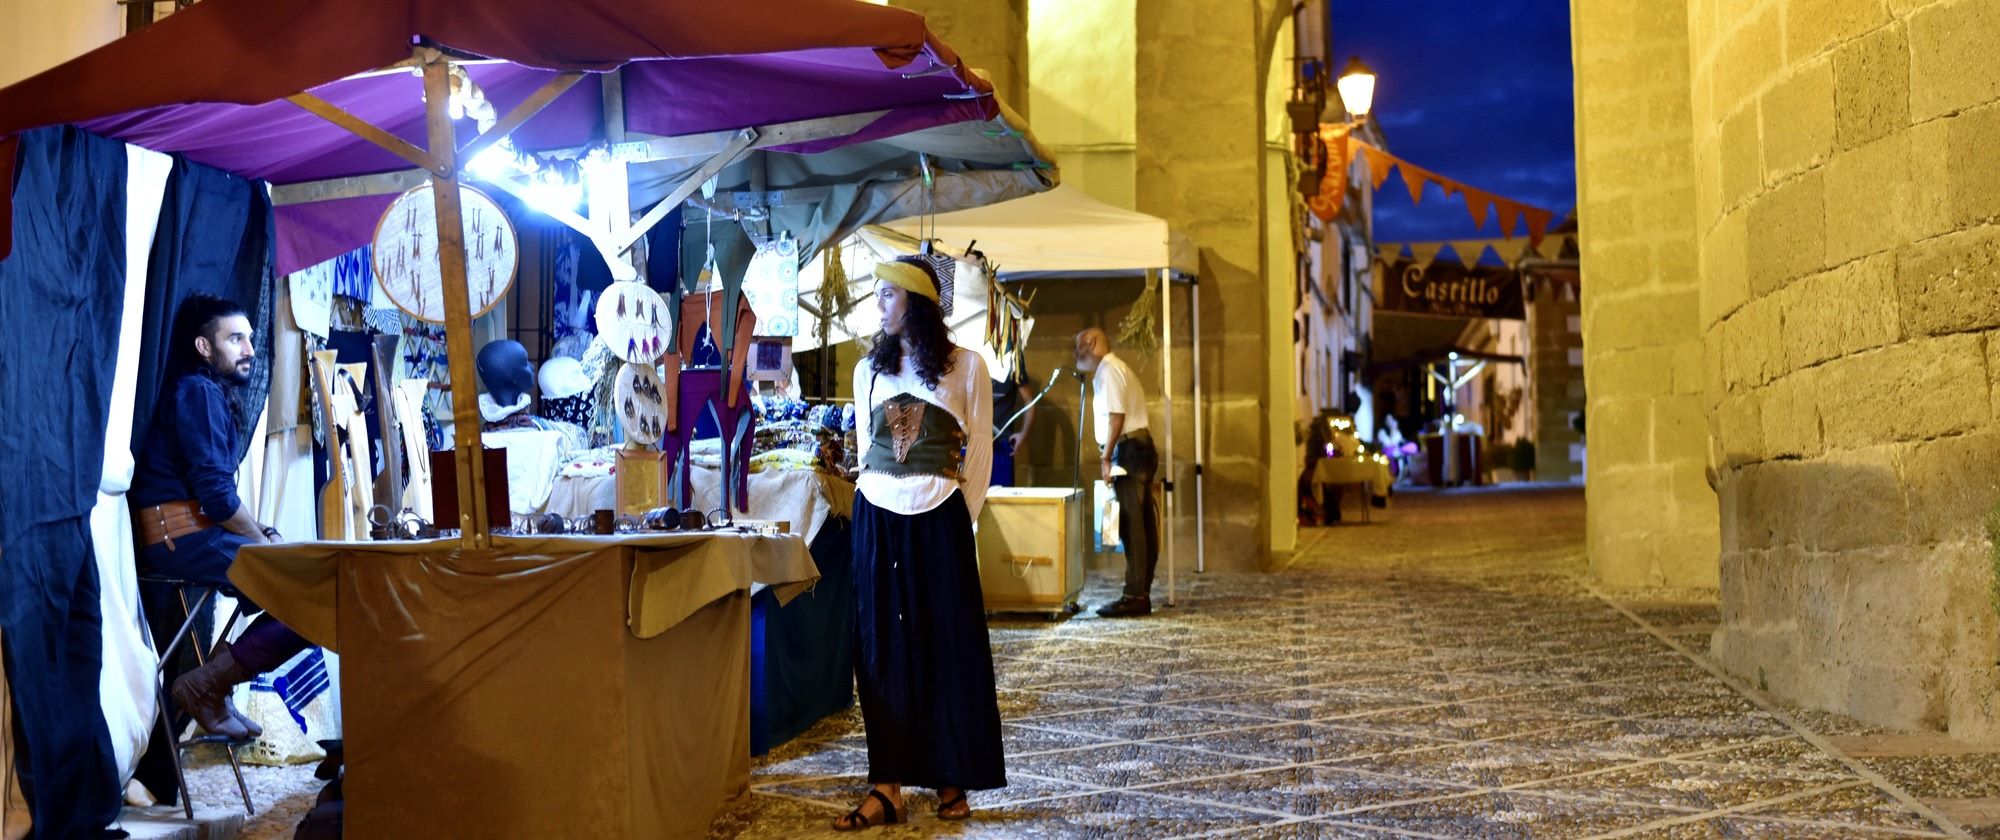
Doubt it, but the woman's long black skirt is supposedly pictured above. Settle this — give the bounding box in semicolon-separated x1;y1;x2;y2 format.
852;489;1007;790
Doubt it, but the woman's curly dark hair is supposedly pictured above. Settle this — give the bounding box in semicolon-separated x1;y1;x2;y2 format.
868;257;957;389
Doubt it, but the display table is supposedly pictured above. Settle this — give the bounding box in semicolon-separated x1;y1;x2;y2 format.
231;532;816;839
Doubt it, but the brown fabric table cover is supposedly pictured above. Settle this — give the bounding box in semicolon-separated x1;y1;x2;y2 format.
231;532;816;838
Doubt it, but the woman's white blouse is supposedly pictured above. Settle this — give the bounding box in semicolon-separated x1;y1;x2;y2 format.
853;346;993;519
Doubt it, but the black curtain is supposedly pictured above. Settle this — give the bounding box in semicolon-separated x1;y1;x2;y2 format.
0;126;129;837
130;156;274;460
127;155;276;807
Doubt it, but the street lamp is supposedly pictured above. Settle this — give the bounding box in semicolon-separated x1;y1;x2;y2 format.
1336;56;1376;119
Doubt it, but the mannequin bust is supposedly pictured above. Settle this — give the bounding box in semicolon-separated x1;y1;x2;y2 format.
476;340;536;423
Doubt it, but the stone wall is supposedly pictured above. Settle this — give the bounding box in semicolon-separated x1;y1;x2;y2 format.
1529;283;1586;483
1687;0;2000;740
1570;0;1722;588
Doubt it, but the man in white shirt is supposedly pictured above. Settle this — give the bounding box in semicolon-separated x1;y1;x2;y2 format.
1075;328;1157;617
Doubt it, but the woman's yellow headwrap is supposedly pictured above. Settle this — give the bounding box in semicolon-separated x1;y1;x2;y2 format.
873;259;940;306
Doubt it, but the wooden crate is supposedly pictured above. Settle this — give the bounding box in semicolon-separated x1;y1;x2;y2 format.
976;487;1085;616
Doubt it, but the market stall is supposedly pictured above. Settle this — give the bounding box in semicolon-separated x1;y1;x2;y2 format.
0;0;1055;832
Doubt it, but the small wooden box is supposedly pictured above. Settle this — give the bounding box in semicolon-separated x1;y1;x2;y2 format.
976;487;1085;616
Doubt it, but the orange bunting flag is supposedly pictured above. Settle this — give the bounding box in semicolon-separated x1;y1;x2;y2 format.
1357;140;1396;189
1497;202;1523;239
1464;189;1493;229
1524;207;1554;247
1399;163;1430;204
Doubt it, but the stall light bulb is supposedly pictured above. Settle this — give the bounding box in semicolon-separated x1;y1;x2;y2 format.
1324;443;1336;458
466;142;515;181
525;175;582;216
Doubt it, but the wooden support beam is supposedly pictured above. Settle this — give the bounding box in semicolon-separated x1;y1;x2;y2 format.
287;92;445;177
612;129;758;256
420;50;492;548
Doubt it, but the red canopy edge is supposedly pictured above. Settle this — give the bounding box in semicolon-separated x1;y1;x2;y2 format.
0;0;995;260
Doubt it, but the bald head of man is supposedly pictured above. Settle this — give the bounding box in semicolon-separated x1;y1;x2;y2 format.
1074;327;1110;373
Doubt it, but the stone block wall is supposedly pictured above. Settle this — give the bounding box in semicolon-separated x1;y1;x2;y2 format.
1688;0;2000;740
1571;0;1723;589
1530;283;1586;482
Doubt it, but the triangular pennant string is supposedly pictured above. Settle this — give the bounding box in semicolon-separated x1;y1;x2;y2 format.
1356;140;1396;189
1524;208;1554;248
1464;189;1493;229
1399;163;1430;205
1496;203;1523;240
1409;243;1444;271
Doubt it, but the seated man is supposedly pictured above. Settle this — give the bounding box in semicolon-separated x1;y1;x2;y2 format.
129;295;309;740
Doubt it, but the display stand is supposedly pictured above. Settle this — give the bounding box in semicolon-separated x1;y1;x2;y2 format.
230;531;816;839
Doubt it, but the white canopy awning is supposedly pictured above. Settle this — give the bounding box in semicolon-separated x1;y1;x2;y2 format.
877;184;1197;279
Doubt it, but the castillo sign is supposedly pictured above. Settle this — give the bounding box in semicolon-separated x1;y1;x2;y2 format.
1377;258;1525;320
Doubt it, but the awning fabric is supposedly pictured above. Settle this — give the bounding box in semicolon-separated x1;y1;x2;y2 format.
0;0;1055;266
879;184;1196;278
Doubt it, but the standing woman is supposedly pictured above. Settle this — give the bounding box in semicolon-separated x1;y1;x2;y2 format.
834;255;1005;830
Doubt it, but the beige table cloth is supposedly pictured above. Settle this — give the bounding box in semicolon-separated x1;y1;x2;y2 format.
233;532;817;839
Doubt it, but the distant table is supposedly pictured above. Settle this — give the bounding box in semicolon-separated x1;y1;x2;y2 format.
233;531;816;839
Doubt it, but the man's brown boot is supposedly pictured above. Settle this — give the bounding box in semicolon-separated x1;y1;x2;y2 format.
171;647;254;741
226;697;263;738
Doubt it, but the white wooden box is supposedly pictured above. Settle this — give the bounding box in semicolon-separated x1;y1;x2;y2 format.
976;487;1085;615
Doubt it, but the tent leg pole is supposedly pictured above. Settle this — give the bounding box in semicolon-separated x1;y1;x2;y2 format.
1191;271;1205;574
1160;268;1175;607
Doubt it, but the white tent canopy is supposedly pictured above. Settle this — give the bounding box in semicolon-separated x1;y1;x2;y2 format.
879;184;1198;279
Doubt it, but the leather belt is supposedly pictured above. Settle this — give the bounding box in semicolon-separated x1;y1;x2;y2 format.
135;500;215;550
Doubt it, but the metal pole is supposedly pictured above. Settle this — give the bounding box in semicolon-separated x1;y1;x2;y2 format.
1442;357;1458;487
1190;272;1206;574
421;50;491;548
1160;268;1176;607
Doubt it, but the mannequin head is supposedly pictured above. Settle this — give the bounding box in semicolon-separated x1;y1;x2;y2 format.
476;339;535;406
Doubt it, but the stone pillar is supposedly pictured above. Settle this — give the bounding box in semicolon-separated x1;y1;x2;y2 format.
1570;0;1720;589
1690;0;2000;741
888;0;1031;116
1134;1;1290;570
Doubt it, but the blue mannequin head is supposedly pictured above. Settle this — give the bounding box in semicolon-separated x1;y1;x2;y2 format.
476;339;535;407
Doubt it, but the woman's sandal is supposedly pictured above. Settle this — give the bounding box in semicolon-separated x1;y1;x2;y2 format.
831;788;903;831
938;789;972;821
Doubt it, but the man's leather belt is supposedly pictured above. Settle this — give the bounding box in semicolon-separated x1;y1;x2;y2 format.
136;500;215;550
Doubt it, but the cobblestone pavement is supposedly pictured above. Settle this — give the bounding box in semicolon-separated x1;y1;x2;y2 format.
714;485;1996;839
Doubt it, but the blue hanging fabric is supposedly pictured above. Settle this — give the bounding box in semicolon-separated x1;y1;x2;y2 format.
0;125;129;836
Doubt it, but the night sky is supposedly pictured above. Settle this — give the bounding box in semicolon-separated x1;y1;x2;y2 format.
1330;0;1577;245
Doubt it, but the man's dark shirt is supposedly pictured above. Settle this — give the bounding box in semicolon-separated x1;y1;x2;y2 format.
130;368;243;522
993;374;1038;436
